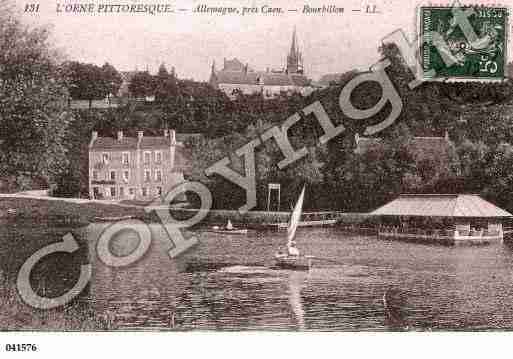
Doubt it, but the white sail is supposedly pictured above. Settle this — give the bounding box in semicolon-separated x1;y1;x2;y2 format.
226;220;234;230
287;186;305;245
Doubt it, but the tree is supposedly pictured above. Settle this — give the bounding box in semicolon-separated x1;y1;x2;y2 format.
101;62;122;97
155;63;178;103
128;71;155;98
62;61;109;101
0;10;71;190
483;143;513;211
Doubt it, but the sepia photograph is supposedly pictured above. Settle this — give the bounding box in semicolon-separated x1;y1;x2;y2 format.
1;0;513;354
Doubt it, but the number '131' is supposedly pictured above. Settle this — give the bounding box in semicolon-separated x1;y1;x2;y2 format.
24;4;40;12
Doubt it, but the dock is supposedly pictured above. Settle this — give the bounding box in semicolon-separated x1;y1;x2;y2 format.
266;211;344;228
378;227;502;245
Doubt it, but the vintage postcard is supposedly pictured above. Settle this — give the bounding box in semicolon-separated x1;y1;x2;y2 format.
1;0;513;353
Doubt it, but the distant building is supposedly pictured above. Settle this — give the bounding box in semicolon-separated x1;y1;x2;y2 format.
209;28;313;99
354;132;453;162
88;130;187;201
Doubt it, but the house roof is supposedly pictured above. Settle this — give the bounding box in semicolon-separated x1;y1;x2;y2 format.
222;58;251;72
371;194;512;218
140;136;172;148
90;135;177;151
90;137;139;151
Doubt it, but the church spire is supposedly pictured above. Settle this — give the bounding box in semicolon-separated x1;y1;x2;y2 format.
287;26;303;74
290;26;298;56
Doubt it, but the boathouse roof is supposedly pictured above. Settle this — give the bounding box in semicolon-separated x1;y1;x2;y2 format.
371;194;512;218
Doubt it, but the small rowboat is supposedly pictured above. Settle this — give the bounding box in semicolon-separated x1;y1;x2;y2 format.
210;220;248;235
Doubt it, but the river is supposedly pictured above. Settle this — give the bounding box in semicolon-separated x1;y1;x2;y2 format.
76;224;513;331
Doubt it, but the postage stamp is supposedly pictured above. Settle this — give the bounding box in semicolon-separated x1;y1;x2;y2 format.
420;6;508;80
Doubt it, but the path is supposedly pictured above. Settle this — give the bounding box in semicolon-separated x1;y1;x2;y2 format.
0;193;144;209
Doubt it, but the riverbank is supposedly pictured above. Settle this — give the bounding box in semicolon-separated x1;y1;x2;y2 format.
0;195;370;227
0;280;116;330
0;196;148;226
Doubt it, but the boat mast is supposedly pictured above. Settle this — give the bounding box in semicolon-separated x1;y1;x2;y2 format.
287;186;305;245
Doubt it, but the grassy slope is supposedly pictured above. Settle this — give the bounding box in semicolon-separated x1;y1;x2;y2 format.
0;197;147;225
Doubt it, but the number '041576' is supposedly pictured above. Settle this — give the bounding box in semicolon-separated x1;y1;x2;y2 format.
5;344;38;352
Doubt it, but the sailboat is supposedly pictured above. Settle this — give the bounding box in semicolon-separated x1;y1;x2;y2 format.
274;186;312;270
211;219;248;235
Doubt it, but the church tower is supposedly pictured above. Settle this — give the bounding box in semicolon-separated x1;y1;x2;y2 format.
286;27;303;74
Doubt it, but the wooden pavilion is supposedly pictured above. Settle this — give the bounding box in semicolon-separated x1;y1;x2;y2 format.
370;194;512;245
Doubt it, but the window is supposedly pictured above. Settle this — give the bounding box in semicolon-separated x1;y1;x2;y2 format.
110;187;116;197
110;170;116;181
155;151;162;164
155;169;162;182
144;170;151;183
129;188;135;196
144;151;151;165
102;153;109;164
156;186;162;196
123;170;129;183
92;171;98;180
122;152;130;165
142;187;148;197
92;187;100;199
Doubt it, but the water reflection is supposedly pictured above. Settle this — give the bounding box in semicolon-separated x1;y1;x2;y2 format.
288;271;307;330
13;223;513;331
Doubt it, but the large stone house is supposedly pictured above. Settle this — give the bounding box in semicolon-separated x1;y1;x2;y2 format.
88;130;186;201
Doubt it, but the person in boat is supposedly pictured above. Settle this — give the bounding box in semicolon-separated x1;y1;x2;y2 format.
287;241;300;256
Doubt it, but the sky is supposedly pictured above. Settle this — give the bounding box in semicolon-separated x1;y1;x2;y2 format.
15;0;513;81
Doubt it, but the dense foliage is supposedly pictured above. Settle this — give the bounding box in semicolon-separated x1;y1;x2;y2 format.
4;10;513;213
0;10;71;192
62;61;122;100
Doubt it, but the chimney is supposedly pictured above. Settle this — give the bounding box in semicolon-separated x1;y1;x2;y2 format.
170;129;176;144
137;131;144;140
117;130;123;141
